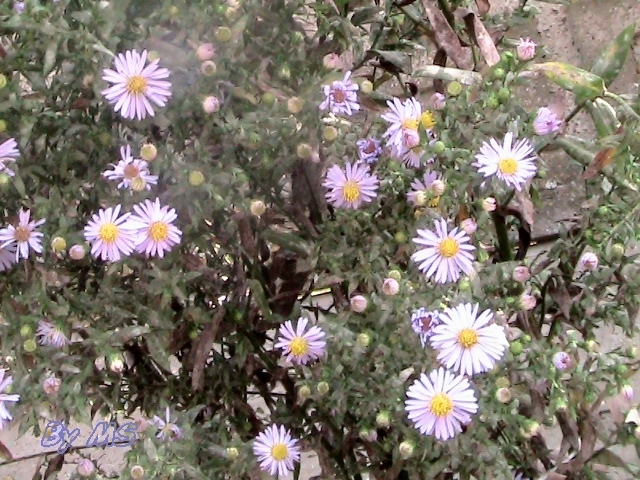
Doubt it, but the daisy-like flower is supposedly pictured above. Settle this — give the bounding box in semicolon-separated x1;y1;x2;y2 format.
405;367;478;441
153;407;183;441
127;198;182;258
430;303;509;376
382;97;422;154
356;137;383;164
253;424;301;477
0;138;20;176
473;132;537;191
103;145;158;190
533;107;562;136
0;369;20;430
0;245;17;272
411;218;476;284
319;71;360;116
101;49;172;121
323;162;379;209
274;317;326;365
0;209;45;261
83;204;139;262
410;307;441;347
407;170;440;206
36;319;69;348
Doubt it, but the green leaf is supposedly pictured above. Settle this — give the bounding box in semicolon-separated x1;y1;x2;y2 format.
351;6;382;26
591;23;636;87
113;325;150;343
43;42;57;76
584;99;619;138
247;279;272;320
261;229;310;258
533;62;605;102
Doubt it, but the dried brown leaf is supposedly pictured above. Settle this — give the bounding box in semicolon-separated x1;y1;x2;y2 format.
582;147;617;180
0;440;12;461
549;280;572;319
190;310;223;392
421;0;472;69
514;189;535;229
456;9;500;66
474;0;490;15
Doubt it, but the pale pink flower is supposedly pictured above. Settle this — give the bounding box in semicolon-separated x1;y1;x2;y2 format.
350;295;367;313
127;198;182;258
578;252;598;271
460;218;477;235
319;71;360;116
512;266;531;282
517;38;537;61
382;278;400;295
253;424;301;477
101;49;172;120
43;376;61;395
533;107;562;135
552;351;573;371
519;294;536;311
274;317;326;365
83;205;139;262
0;209;45;261
430;92;446;110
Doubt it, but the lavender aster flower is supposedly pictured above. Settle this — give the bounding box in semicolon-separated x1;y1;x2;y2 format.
0;138;19;177
533;107;562;135
411;218;476;284
103;145;157;190
356;137;383;164
0;245;17;272
323;162;379;209
382;97;422;154
83;205;139;262
0;209;45;261
410;307;441;347
274;317;326;365
405;367;478;441
153;407;183;441
13;2;25;13
101;49;172;120
407;170;440;206
36;320;69;348
0;369;20;430
127;198;182;258
253;424;301;477
517;38;537;61
552;351;573;371
319;71;360;116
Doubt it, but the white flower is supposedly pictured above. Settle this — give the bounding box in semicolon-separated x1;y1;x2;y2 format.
0;209;45;261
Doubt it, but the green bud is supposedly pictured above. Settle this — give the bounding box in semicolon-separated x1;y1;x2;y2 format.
477;249;489;262
387;269;402;281
296;143;312;159
497;87;511;102
394;232;407;244
458;279;471;292
168;5;179;16
287;97;304;114
189;170;205;186
360;80;373;94
486;95;499;109
225;447;239;461
215;27;233;43
278;64;291;80
24;339;37;352
510;341;523;356
189;329;199;340
0;74;7;89
261;92;276;105
492;67;506;80
537;167;547;178
495;376;510;388
433;141;446;154
322;126;338;141
616;364;628;375
596;206;609;216
0;173;10;189
20;325;33;338
130;465;145;479
521;333;532;343
140;144;157;161
610;243;625;260
0;120;6;133
375;411;391;428
398;440;415;459
50;236;67;252
291;31;305;45
356;333;371;348
298;385;311;400
147;51;160;62
316;381;330;396
447;81;462;96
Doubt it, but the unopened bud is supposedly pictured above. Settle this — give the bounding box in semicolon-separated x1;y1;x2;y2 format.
359;428;377;442
350;295;367;313
287;97;304;114
322;53;340;69
356;333;371;348
382;278;399;296
215;27;233;43
69;244;86;260
510;341;523;356
317;381;330;395
20;325;32;337
189;170;205;186
360;80;373;94
611;243;625;260
0;173;10;188
140;143;157;161
131;176;147;192
521;419;540;438
0;120;6;133
322;126;338;141
0;74;7;89
375;411;391;428
24;339;37;352
495;376;510;388
197;43;216;61
394;232;407;244
50;236;66;252
555;398;568;413
622;384;633;401
200;60;217;76
226;447;239;461
43;377;61;395
431;179;445;195
202;95;221;113
482;197;497;212
298;385;311;400
398;440;415;459
296;143;312;159
130;465;145;479
82;74;94;88
512;266;530;282
77;459;95;477
447;81;462;96
460;218;477;235
495;387;512;403
250;200;266;216
109;354;125;374
387;270;402;281
94;356;106;371
519;294;536;311
147;51;160;62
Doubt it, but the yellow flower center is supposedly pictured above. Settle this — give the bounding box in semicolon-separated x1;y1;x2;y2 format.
289;336;309;357
123;163;140;180
126;75;148;95
420;111;436;129
458;328;479;348
429;392;454;417
402;118;419;131
342;181;361;202
149;221;169;241
498;157;518;175
271;443;289;461
428;196;440;208
98;223;119;243
438;238;459;258
14;226;30;242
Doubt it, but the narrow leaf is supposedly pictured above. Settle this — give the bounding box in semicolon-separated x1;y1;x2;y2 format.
532;62;605;102
591;23;636;87
583;147;617;180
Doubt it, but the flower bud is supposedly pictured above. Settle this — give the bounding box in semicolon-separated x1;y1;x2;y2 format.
94;356;106;371
394;232;407;244
82;74;94;88
622;384;633;401
249;200;266;217
555;398;568;413
359;428;377;442
387;270;402;281
512;266;530;282
521;419;540;438
43;376;61;395
431;92;446;110
197;43;216;61
0;173;10;188
350;295;367;313
519;294;536;311
356;333;371;348
298;385;311;400
495;376;510;388
202;95;221;113
0;74;7;89
200;60;217;76
317;381;330;396
134;417;149;432
287;97;304;114
382;278;399;296
296;143;312;159
495;387;512;403
433;141;446;154
77;459;95;477
20;325;32;337
189;170;205;186
226;447;239;461
24;339;37;352
510;341;523;356
360;80;373;94
140;143;157;161
69;244;86;260
398;440;415;459
516;38;537;61
447;81;462;96
552;351;573;371
50;236;66;252
109;354;125;374
430;179;445;196
0;120;6;133
130;465;145;479
460;218;477;235
322;126;338;141
147;51;160;62
215;27;233;42
375;411;391;428
611;243;625;260
482;197;497;212
131;176;147;192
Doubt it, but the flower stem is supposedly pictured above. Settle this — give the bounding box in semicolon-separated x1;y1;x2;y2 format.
491;211;513;261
